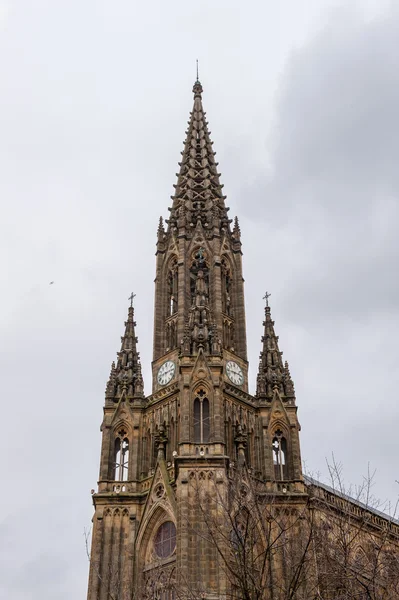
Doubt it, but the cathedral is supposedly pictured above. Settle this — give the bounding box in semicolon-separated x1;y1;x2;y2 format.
87;80;399;600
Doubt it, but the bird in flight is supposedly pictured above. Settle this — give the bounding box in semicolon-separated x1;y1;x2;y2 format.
49;281;54;285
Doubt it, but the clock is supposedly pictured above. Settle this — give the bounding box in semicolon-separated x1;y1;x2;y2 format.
226;360;244;386
157;360;176;386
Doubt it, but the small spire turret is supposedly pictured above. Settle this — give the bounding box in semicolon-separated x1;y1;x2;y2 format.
105;361;116;399
233;216;241;240
256;303;295;402
157;216;165;240
283;360;295;398
106;305;144;400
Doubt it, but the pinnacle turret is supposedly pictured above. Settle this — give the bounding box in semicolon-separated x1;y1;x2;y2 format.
105;305;144;400
157;216;165;239
166;80;231;235
233;216;241;239
256;305;295;402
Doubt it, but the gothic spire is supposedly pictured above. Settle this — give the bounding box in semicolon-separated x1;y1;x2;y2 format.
256;304;295;402
233;216;241;240
166;79;231;234
106;305;144;400
157;216;165;240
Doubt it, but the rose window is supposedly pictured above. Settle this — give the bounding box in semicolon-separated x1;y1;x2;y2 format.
154;521;176;559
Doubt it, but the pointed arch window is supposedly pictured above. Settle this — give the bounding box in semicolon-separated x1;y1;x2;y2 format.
167;259;178;317
221;257;232;316
272;429;287;480
194;390;210;443
113;431;129;481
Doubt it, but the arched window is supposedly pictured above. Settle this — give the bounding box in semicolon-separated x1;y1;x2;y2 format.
354;548;368;573
272;430;287;480
154;521;177;559
167;259;178;316
194;391;210;443
114;435;129;481
221;258;232;315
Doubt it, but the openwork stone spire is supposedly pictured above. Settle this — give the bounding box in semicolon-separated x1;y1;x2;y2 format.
256;305;295;402
106;305;144;400
166;79;231;234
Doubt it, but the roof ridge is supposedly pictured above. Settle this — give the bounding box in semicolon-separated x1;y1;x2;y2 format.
304;475;399;526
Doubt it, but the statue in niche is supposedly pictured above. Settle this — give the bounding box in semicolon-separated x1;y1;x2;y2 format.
195;247;206;266
221;258;232;316
188;268;211;353
226;294;231;316
195;270;207;306
190;247;209;306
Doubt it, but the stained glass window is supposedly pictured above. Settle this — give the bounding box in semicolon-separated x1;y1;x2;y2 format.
154;521;176;559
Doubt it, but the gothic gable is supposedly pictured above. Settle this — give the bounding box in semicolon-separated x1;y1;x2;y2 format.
135;461;177;570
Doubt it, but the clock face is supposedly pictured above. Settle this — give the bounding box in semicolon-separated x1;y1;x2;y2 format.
226;361;244;386
157;360;176;386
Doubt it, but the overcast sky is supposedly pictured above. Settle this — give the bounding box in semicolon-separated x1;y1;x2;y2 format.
0;1;398;598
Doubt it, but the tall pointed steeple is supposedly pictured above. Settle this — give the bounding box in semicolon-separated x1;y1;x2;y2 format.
106;305;144;400
152;79;247;366
166;79;231;235
87;79;307;600
256;304;295;402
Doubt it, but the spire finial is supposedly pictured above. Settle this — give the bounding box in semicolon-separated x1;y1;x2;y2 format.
263;291;271;308
256;299;295;401
128;292;136;308
193;62;203;97
106;302;144;400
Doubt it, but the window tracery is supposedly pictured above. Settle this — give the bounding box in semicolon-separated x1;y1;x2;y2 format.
272;429;287;480
113;429;129;481
154;521;176;559
194;389;210;443
144;569;176;600
167;258;178;317
354;548;368;573
221;257;232;316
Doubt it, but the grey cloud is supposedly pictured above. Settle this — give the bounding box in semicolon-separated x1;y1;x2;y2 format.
240;7;399;324
238;6;399;509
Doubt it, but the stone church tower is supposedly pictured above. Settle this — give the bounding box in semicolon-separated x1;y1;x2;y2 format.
87;79;305;600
